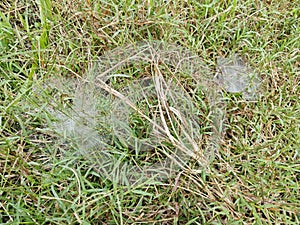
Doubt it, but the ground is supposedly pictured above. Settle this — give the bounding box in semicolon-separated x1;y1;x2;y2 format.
0;0;299;224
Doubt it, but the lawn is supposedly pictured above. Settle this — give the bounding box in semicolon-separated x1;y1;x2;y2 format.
0;0;299;224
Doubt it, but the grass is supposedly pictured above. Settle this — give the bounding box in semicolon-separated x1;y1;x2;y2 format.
0;0;299;224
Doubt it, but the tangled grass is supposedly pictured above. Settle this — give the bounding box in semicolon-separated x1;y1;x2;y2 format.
0;0;299;224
